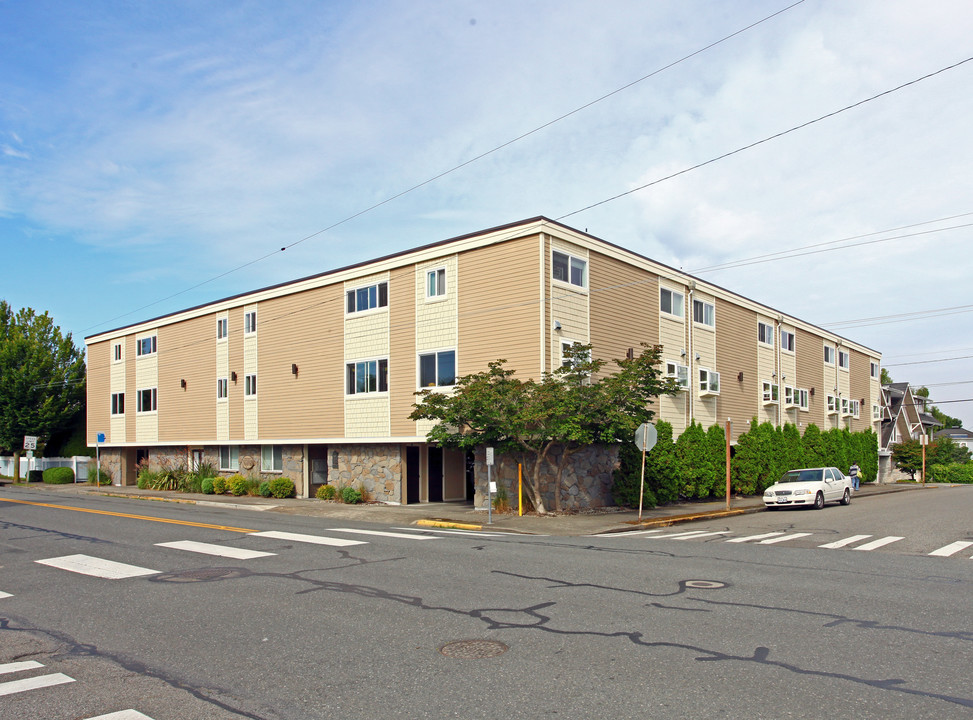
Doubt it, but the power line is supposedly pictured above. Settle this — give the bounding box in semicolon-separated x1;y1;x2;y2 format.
825;303;973;330
885;355;973;367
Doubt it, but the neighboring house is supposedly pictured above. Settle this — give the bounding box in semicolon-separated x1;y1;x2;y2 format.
933;427;973;453
86;217;882;507
880;382;942;482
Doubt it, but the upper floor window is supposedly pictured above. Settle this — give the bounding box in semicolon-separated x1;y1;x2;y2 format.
346;282;388;314
136;387;157;413
699;368;720;396
870;361;880;379
347;359;389;395
780;329;795;353
217;377;228;400
824;345;835;365
758;322;774;347
136;336;157;357
838;350;850;370
244;311;257;334
419;350;456;388
660;288;684;318
552;251;586;288
217;317;228;340
762;382;779;404
426;268;446;298
261;445;283;472
872;404;881;421
113;342;123;362
245;374;257;397
693;299;715;327
665;361;689;390
827;395;838;415
111;392;125;415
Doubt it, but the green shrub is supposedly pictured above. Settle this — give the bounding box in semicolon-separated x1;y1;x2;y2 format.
316;484;337;500
182;473;203;494
27;469;44;483
268;477;296;499
88;465;111;486
212;476;229;494
258;481;273;497
201;477;215;494
339;485;362;504
196;461;217;479
229;476;260;496
43;467;74;484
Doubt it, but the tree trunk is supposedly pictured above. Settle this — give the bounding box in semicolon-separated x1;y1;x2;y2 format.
12;450;21;482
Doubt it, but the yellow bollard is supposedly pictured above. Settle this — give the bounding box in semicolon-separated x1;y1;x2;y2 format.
518;463;523;516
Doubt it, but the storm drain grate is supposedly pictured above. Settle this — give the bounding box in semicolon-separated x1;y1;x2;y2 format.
439;639;509;659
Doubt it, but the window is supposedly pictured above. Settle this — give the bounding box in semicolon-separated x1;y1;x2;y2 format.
552;251;586;288
852;400;860;418
426;268;446;298
870;361;880;379
244;310;257;334
838;350;850;370
824;345;835;365
660;288;685;318
113;343;123;362
346;359;389;394
217;377;228;399
560;341;592;370
261;445;283;472
798;388;810;411
419;350;456;387
841;398;850;416
699;368;720;395
245;374;257;397
111;392;125;415
136;336;157;357
763;382;779;404
346;282;389;313
693;299;715;327
827;395;838;415
665;361;689;390
780;329;795;352
758;322;774;347
136;387;157;412
784;386;799;407
217;317;228;339
872;404;881;421
219;446;239;471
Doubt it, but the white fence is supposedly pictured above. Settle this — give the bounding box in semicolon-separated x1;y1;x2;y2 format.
0;456;92;482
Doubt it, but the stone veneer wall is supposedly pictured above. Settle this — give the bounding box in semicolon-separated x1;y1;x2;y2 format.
472;444;620;512
330;443;403;504
99;448;125;485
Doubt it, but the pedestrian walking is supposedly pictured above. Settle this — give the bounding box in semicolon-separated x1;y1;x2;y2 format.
849;462;860;491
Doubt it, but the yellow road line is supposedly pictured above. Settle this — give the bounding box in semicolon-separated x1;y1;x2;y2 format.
0;497;255;533
416;519;483;531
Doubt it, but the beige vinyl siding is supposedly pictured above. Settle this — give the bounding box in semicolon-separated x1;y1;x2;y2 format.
390;266;418;437
134;330;159;442
109;340;126;442
125;337;136;441
549;238;589;371
658;280;688;435
756;317;776;425
158;316;215;442
87;340;111;446
458;236;541;379
345;272;391;438
257;285;345;439
796;332;824;430
588;249;659;370
714;303;758;442
849;349;872;433
228;311;245;441
691;290;718;428
216;312;230;442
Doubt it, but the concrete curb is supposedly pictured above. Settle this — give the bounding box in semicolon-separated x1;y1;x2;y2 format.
416;519;484;531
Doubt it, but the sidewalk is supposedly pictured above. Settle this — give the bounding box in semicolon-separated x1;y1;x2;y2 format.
1;480;929;536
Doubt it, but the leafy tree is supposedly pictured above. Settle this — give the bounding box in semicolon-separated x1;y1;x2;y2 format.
0;301;86;480
930;436;971;465
732;419;779;494
780;423;804;476
642;420;680;505
801;424;828;468
880;368;893;385
890;438;923;480
929;405;962;429
411;343;678;514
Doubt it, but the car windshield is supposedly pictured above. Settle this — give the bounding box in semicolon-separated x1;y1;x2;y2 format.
779;469;823;484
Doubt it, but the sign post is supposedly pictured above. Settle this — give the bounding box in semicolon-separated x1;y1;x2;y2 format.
486;447;495;524
23;436;38;481
725;419;732;511
96;433;106;485
634;423;657;522
920;434;928;485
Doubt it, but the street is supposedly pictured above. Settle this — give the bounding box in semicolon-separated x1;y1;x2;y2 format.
1;485;971;719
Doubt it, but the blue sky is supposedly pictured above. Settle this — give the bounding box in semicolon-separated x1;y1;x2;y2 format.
2;1;972;426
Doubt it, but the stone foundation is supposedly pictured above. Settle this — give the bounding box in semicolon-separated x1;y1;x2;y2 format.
329;443;403;503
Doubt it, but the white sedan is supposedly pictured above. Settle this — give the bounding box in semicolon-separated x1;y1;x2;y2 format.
763;467;853;510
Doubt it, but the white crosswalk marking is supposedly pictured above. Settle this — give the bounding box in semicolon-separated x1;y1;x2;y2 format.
647;530;717;539
35;555;158;579
854;536;904;551
0;591;12;599
759;532;813;545
396;527;510;537
819;535;872;549
155;540;275;559
726;531;786;544
673;530;732;540
0;661;44;675
329;528;440;540
85;710;154;719
929;540;973;558
0;672;75;697
250;530;366;547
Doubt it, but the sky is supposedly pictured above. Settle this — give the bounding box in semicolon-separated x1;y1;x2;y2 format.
2;0;972;427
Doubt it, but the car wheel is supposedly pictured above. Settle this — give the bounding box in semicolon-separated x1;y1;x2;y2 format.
840;488;851;506
813;492;825;510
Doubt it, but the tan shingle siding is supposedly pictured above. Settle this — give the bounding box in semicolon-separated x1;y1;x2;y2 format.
158;316;214;441
715;302;758;441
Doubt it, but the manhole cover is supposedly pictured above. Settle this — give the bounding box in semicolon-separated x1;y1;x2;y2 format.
684;580;726;590
439;639;509;659
152;567;248;583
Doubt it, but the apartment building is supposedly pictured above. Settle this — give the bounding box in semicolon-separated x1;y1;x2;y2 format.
86;217;882;505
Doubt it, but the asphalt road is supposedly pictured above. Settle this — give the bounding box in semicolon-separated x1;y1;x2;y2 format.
1;486;971;719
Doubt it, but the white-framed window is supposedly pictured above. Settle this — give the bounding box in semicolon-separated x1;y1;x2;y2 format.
699;368;720;395
261;445;283;472
560;340;592;370
419;350;456;388
872;404;881;421
346;358;389;395
841;398;851;416
870;361;880;379
219;446;239;471
784;386;799;407
758;322;774;347
660;288;685;318
136;335;157;357
798;388;810;411
552;251;586;288
827;395;838;415
824;345;835;365
852;400;860;418
665;361;689;390
217;377;228;400
111;392;125;415
426;268;446;298
244;310;257;334
693;299;715;327
838;350;850;370
217;317;228;340
245;374;257;397
113;342;123;362
136;387;157;413
780;329;795;353
763;382;779;404
346;282;389;313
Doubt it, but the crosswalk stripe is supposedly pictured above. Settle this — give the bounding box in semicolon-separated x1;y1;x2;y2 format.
726;531;786;544
674;530;732;540
84;710;154;719
250;530;366;547
329;528;440;540
0;591;12;599
929;541;973;557
854;536;904;551
646;530;716;539
0;661;44;675
759;532;812;545
0;672;75;697
394;527;510;537
819;535;872;549
35;555;158;579
155;541;275;559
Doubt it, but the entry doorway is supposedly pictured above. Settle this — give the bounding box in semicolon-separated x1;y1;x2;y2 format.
428;446;444;502
406;446;420;504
